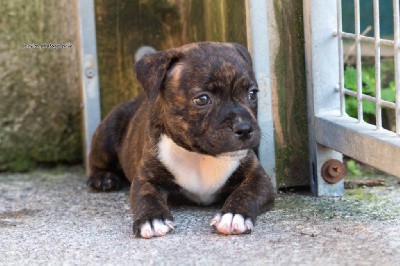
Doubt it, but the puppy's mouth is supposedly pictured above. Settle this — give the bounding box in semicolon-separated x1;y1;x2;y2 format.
195;128;260;157
166;123;260;157
218;150;249;160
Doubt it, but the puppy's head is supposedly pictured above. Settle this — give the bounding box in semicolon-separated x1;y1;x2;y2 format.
134;42;261;156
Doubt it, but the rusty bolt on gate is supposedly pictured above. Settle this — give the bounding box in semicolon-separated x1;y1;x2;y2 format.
321;159;346;184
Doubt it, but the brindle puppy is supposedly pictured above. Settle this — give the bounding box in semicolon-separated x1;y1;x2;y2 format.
88;42;275;238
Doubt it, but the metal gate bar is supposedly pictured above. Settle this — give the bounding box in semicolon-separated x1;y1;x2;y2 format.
338;33;395;46
245;0;276;190
337;0;346;116
373;0;382;129
315;115;400;176
355;0;363;123
76;0;101;173
304;0;344;196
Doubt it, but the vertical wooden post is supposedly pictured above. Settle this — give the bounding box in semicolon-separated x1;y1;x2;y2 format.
266;1;311;188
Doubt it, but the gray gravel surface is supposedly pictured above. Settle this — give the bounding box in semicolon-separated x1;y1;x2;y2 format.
1;166;400;265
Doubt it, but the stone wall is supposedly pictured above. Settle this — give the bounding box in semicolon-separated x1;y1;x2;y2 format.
0;1;82;171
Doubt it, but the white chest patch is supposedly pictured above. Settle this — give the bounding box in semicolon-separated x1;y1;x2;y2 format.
157;134;248;205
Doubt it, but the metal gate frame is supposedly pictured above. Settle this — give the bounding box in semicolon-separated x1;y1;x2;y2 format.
304;0;400;196
246;0;276;190
76;0;101;173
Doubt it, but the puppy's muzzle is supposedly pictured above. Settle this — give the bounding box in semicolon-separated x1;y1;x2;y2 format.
233;119;253;141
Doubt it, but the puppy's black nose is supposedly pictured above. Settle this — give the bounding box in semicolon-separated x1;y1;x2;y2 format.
233;121;253;140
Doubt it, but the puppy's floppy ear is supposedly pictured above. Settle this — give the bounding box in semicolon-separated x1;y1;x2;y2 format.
134;48;181;102
230;42;253;67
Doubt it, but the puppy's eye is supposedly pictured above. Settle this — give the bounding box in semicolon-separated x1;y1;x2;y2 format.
193;94;211;107
248;88;259;101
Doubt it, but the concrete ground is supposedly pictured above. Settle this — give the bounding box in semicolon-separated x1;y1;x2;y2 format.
1;166;400;265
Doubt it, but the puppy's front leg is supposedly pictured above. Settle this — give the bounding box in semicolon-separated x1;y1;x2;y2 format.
130;176;174;239
211;153;275;235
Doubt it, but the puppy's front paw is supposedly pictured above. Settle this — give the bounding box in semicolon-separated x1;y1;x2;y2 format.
210;213;253;235
135;219;175;239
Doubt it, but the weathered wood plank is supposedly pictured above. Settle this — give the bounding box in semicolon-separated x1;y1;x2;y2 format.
268;0;310;187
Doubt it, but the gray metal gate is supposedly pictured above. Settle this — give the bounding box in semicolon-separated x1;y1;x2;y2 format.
304;0;400;196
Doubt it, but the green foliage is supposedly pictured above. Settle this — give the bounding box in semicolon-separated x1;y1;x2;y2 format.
346;160;362;176
344;62;395;119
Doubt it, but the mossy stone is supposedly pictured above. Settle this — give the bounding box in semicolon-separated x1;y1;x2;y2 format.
0;1;82;172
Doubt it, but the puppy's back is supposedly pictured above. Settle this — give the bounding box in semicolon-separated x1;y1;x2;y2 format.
88;95;145;177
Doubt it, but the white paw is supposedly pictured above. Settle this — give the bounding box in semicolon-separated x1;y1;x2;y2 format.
140;219;174;239
210;213;253;235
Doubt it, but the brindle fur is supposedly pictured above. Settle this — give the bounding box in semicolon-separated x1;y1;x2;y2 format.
88;42;275;236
